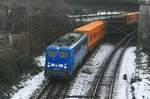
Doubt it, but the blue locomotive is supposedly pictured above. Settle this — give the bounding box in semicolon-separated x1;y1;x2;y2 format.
44;20;106;79
44;32;88;78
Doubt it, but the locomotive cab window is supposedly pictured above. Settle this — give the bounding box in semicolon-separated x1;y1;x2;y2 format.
60;51;68;58
48;51;56;57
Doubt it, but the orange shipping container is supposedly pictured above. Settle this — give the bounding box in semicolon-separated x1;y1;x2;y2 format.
126;12;139;24
74;20;105;49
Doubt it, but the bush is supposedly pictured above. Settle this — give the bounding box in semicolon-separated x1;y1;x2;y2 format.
0;45;35;85
31;15;73;56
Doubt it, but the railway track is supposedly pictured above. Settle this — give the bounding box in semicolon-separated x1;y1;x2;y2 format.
87;31;136;99
32;79;69;99
31;31;136;99
31;39;99;99
31;53;94;99
107;37;134;99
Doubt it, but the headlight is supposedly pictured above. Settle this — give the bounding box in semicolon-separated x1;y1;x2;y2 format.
47;64;50;67
64;66;67;69
64;64;67;69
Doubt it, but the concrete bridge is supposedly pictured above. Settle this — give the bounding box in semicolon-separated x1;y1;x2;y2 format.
65;0;139;11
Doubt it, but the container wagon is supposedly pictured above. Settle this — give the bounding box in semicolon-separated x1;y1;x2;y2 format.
126;12;139;24
74;20;105;50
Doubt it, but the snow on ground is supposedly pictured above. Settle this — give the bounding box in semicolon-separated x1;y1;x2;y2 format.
113;47;150;99
68;44;114;96
11;72;45;99
11;44;114;99
132;51;150;99
10;45;150;99
113;47;136;99
11;55;46;99
34;54;45;68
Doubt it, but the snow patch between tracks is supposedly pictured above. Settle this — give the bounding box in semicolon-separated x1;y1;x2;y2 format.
113;47;150;99
68;44;114;96
113;47;136;99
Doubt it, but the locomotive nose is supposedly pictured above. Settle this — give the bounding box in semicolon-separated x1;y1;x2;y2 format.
45;49;71;70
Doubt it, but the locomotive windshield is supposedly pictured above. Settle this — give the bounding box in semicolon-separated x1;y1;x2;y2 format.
48;50;56;57
48;50;68;58
60;51;68;58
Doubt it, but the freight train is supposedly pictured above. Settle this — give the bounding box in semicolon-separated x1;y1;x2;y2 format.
44;12;139;79
44;20;105;79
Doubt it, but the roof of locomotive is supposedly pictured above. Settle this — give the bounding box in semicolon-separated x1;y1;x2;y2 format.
52;32;84;47
74;20;104;32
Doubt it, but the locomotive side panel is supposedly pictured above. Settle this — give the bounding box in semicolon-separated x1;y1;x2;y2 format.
72;34;88;71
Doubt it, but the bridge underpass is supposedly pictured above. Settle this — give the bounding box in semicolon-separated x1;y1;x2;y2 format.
65;0;139;11
65;0;139;35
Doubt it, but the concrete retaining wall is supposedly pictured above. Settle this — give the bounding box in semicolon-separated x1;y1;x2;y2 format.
138;2;150;50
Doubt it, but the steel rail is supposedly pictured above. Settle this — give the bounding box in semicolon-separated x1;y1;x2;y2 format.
34;29;137;99
108;35;134;99
91;31;136;99
33;80;53;99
